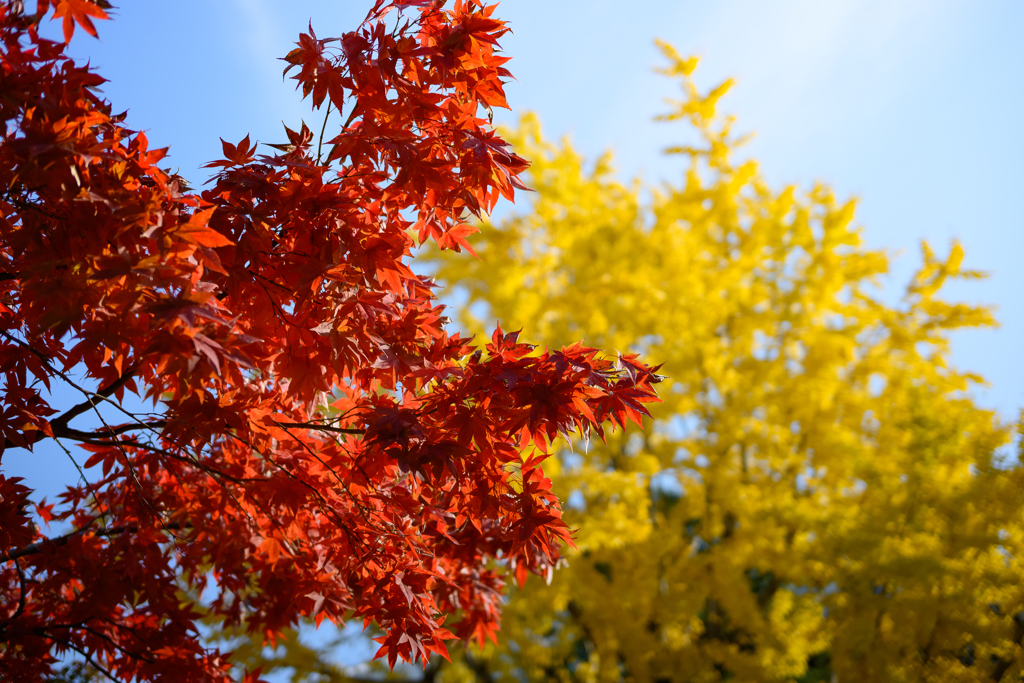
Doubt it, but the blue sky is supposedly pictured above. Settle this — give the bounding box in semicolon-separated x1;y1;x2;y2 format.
11;0;1023;528
9;0;1021;526
6;1;1022;676
57;0;1023;413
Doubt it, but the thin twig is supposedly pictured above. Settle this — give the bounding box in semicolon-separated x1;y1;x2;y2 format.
43;635;118;683
0;332;158;448
317;101;333;164
51;365;139;430
0;559;27;635
51;436;109;529
274;420;363;435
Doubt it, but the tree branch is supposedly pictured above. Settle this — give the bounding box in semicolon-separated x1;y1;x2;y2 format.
1;522;183;563
0;559;27;637
317;101;333;165
0;334;148;450
274;420;363;435
50;365;139;431
43;635;118;683
50;421;167;443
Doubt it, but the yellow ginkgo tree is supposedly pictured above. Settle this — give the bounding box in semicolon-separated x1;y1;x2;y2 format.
425;42;1024;683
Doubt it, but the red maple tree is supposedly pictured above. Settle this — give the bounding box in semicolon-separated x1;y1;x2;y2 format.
0;1;662;680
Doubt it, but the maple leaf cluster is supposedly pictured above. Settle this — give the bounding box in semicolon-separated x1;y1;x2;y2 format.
0;0;661;680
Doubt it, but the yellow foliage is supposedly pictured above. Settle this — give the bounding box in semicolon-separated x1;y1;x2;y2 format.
426;44;1022;683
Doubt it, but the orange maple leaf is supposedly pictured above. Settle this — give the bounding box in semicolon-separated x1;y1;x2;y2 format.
51;0;108;43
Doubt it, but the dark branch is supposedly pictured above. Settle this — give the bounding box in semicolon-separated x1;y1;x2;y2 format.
50;366;139;430
48;421;167;444
274;421;363;435
1;522;183;563
0;336;148;450
0;560;27;636
43;635;118;683
317;101;333;165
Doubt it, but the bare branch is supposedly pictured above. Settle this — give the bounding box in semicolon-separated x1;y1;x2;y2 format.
0;559;28;636
274;420;363;435
43;635;118;683
1;522;184;563
50;365;139;431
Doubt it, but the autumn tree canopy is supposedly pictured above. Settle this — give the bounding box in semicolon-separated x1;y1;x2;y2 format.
0;2;661;680
424;43;1024;683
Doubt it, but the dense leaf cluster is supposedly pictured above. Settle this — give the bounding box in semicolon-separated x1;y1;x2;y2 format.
0;2;660;680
